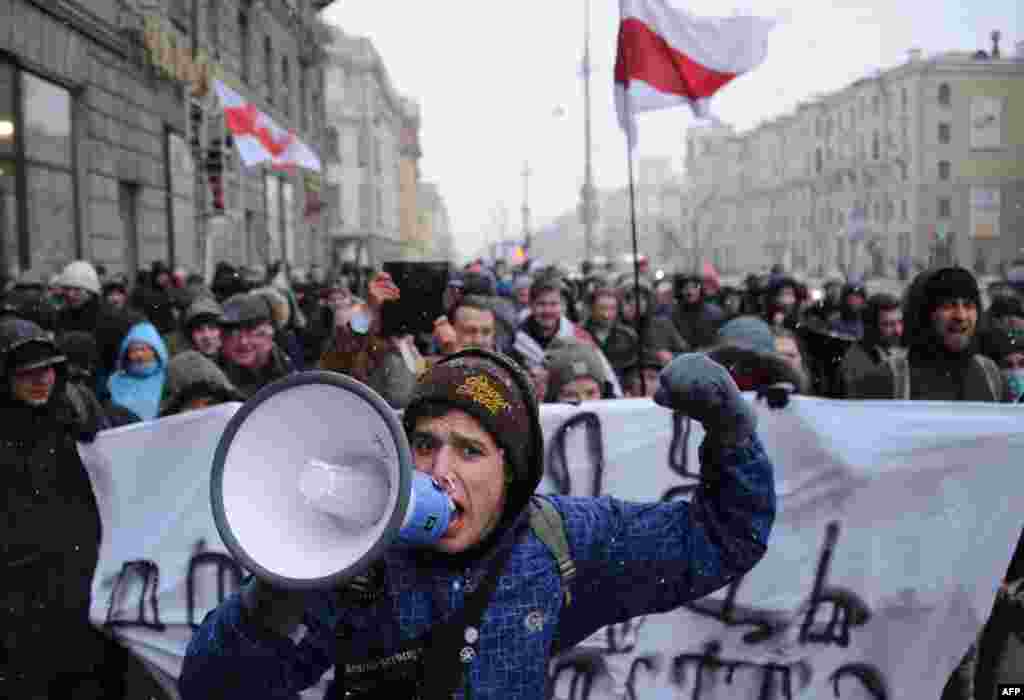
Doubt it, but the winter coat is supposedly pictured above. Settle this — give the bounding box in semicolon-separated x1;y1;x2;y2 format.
671;301;724;350
106;321;170;421
0;317;111;695
640;314;689;356
839;342;904;396
582;320;638;375
219;344;294;400
179;437;776;699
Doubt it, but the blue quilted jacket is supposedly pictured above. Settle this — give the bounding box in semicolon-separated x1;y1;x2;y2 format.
179;436;775;699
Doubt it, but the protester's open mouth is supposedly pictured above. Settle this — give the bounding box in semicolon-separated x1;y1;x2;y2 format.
444;501;466;538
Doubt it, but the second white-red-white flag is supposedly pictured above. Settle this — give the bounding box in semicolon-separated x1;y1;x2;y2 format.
614;0;775;144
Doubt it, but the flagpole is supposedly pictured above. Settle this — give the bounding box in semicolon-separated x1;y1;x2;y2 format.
624;122;648;396
619;2;648;395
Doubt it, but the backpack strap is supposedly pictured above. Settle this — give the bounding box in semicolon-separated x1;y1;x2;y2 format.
974;354;1004;402
528;496;576;607
888;353;911;400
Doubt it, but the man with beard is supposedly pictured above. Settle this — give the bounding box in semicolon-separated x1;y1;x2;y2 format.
218;293;294;398
179;349;776;699
582;285;638;377
838;293;905;394
847;267;1004;401
671;274;724;350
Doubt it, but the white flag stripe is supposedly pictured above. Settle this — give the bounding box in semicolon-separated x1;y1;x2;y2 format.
620;0;775;74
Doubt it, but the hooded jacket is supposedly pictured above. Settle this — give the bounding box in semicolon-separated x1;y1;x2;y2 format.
179;365;776;699
847;268;1002;401
160;350;243;416
0;319;110;694
107;321;170;420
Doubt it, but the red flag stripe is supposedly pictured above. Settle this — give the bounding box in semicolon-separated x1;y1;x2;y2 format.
615;17;737;101
225;103;294;157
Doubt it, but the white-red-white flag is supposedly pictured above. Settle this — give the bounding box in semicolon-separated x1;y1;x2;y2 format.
614;0;775;145
214;80;322;172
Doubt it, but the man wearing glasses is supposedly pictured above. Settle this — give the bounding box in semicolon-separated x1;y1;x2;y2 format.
218;293;295;398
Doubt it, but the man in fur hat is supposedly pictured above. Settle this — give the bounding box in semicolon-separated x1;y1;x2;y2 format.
847;267;1004;401
180;349;776;699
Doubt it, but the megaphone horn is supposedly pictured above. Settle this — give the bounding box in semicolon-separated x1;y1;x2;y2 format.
210;371;454;591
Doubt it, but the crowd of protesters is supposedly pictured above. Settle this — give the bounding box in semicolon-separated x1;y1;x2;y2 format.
2;252;1023;697
2;254;1023;437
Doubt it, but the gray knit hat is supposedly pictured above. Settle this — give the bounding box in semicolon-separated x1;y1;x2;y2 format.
545;339;608;400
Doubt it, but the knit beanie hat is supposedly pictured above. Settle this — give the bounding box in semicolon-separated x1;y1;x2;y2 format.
545;340;609;399
59;261;101;295
403;349;543;527
716;316;776;355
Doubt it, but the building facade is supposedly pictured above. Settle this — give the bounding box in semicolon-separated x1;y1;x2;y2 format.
1;0;336;284
531;157;687;274
416;181;454;262
322;28;422;270
677;41;1024;279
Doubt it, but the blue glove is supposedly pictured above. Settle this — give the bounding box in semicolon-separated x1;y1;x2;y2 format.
654;353;757;445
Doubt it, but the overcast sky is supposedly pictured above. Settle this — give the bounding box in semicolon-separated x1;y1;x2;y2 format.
323;1;1021;261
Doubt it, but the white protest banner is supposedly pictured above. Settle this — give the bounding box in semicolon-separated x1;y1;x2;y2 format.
79;395;1024;699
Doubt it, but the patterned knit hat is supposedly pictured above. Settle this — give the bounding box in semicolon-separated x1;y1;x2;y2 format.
403;348;543;524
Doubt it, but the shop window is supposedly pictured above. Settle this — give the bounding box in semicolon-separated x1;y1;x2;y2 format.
264;37;274;105
281;56;291;118
238;6;250;84
938;83;951;107
0;66;76;271
938;197;952;218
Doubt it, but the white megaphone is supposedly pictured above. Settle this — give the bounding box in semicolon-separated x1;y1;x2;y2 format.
210;371;455;590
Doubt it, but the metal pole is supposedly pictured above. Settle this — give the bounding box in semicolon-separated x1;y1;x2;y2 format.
522;161;532;252
582;0;595;261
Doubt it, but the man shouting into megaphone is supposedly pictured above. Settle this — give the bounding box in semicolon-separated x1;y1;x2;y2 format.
180;349;776;699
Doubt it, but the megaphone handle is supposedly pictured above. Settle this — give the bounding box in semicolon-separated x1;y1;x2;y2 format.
241;577;308;639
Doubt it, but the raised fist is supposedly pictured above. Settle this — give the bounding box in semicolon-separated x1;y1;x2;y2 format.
654;353;757;445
